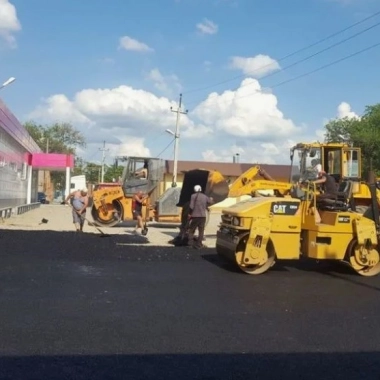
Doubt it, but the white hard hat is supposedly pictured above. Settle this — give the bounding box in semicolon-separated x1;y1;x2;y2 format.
194;185;202;192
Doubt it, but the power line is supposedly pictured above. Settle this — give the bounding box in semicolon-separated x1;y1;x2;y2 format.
155;138;175;158
232;41;380;102
235;21;380;90
184;20;380;108
182;9;380;96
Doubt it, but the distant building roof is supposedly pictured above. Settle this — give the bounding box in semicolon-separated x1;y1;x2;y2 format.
164;160;293;180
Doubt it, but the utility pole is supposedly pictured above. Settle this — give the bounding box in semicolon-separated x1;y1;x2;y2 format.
99;141;109;183
170;93;188;187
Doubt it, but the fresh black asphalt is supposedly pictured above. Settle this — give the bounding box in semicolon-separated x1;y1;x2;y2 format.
1;229;380;379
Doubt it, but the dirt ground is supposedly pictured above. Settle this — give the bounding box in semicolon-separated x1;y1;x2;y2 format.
0;204;222;247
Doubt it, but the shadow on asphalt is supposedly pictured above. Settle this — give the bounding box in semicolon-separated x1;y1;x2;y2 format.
201;254;380;292
107;221;180;229
0;230;211;260
0;352;379;380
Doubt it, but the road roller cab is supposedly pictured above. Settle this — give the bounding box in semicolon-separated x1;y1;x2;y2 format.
216;182;380;276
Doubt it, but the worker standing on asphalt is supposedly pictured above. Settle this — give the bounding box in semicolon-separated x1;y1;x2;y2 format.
65;188;89;232
133;190;147;234
187;185;213;249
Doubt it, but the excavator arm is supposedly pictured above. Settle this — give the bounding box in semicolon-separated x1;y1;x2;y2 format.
228;165;292;198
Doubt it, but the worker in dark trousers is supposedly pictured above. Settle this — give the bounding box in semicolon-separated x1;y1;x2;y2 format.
187;185;213;249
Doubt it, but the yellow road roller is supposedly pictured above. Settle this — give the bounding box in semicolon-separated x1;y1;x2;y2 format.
216;181;380;276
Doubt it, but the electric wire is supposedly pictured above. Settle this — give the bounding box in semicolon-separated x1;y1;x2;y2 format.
231;41;380;103
182;9;380;96
236;21;380;89
183;21;380;108
155;137;175;158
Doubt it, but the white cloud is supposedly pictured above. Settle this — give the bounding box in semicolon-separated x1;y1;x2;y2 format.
0;0;21;48
315;128;326;141
29;73;312;164
337;101;359;119
118;36;153;52
104;138;151;158
230;55;280;78
76;138;151;166
202;145;245;162
192;77;299;138
28;83;211;164
201;140;297;165
29;94;93;125
145;68;182;96
196;19;218;35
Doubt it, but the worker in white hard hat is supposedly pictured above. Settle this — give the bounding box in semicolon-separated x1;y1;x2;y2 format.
187;184;214;249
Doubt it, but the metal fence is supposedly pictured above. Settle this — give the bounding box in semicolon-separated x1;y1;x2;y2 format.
0;202;41;219
15;202;41;215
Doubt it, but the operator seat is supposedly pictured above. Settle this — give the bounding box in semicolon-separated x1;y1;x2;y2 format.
316;180;354;212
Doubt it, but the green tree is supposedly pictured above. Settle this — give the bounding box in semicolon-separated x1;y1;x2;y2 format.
104;165;124;183
73;156;86;176
83;162;102;183
24;121;86;153
24;121;86;189
324;104;380;177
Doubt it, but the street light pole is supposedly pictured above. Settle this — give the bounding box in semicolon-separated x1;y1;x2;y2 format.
170;93;188;187
0;77;16;91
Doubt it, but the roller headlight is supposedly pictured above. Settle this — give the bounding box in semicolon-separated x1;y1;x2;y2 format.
232;217;240;226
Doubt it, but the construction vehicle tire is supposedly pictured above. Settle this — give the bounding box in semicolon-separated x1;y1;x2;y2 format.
346;239;380;277
91;202;122;227
220;233;276;275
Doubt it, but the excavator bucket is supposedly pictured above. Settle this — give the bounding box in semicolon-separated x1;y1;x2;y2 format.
169;168;229;246
177;169;229;207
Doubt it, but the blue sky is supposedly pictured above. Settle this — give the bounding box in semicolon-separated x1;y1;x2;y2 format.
1;0;380;165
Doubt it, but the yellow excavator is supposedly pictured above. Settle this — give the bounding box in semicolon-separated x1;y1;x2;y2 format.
215;142;380;276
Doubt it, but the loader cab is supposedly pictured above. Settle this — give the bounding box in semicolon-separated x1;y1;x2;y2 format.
117;156;165;196
290;143;362;184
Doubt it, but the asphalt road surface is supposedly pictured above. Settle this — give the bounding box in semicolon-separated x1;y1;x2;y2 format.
1;209;380;379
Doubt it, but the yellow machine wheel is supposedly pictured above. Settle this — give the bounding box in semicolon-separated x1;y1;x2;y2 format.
346;240;380;277
91;202;123;227
235;235;276;275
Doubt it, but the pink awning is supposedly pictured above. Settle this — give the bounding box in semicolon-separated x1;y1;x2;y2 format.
31;153;74;170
